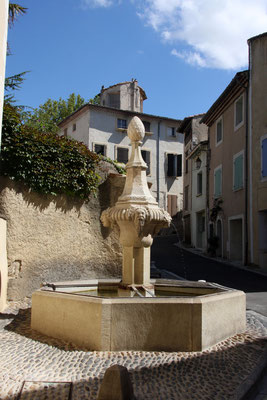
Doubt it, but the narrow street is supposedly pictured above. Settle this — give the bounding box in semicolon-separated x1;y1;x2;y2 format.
151;235;267;317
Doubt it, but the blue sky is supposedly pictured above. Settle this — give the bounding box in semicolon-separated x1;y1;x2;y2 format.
6;0;267;120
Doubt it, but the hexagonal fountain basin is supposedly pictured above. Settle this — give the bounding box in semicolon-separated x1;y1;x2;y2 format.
31;278;246;352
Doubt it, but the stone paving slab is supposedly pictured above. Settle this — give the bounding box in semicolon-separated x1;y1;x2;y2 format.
0;300;267;400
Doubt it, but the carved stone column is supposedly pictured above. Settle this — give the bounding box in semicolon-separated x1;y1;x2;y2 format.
101;116;171;289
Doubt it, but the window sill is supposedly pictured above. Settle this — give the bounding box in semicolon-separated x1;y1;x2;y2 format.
234;120;244;132
215;140;222;147
116;128;127;133
145;131;153;136
233;186;244;192
196;193;203;197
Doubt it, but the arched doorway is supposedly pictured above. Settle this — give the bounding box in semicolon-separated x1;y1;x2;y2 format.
216;219;222;257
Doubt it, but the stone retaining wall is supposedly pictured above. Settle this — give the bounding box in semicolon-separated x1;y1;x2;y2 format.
0;171;124;301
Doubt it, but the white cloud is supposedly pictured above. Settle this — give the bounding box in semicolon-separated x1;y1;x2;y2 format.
81;0;113;8
136;0;267;69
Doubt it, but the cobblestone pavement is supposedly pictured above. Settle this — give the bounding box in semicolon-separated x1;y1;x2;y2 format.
1;300;267;400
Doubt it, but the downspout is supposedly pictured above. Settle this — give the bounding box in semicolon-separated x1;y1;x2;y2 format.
206;141;211;252
156;121;161;204
244;84;249;265
248;42;254;264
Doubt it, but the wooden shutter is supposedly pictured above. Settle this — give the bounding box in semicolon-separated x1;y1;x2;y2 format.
234;154;243;190
215;168;222;197
176;154;182;177
167;154;174;176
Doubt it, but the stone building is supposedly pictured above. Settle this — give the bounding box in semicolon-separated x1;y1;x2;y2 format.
58;81;183;215
178;115;208;250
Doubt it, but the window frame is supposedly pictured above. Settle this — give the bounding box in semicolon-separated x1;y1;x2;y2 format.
234;94;244;131
141;149;151;176
117;118;127;131
261;133;267;182
197;171;203;196
115;146;129;164
93;142;107;156
167;153;182;177
215;116;223;147
214;164;222;199
233;150;244;191
167;126;176;138
142;120;152;135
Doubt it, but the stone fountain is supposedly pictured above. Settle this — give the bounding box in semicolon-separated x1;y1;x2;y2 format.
31;117;246;352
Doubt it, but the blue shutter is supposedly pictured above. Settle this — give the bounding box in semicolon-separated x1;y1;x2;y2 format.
234;154;243;190
214;168;222;197
262;138;267;178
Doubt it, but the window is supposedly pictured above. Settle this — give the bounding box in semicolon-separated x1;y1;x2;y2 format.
216;117;223;145
197;172;203;196
233;151;244;191
143;121;151;133
141;150;151;175
184;185;189;211
235;94;244;130
117;119;127;130
94;144;106;156
168;127;176;137
64;128;67;137
214;165;222;198
116;147;129;164
109;93;120;109
167;154;182;177
261;136;267;179
72;123;76;132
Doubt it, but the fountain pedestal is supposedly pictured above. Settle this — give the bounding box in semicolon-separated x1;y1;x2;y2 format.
101;116;171;292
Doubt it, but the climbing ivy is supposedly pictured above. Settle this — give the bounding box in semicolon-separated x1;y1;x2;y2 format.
1;104;100;199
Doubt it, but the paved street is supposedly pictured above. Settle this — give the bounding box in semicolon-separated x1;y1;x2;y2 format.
151;235;267;317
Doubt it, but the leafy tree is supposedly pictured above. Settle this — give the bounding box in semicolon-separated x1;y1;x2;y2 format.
24;93;87;134
8;3;27;26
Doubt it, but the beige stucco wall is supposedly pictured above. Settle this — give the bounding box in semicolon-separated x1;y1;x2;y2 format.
209;89;247;262
0;172;124;301
0;0;9;145
249;33;267;267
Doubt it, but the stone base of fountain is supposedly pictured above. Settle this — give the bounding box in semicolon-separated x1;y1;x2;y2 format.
31;279;246;352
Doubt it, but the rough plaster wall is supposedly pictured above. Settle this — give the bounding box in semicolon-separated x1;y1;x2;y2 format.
0;171;124;301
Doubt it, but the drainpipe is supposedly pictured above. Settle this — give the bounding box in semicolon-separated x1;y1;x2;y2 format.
206;141;211;252
156;121;161;204
236;72;250;266
248;42;254;264
244;84;249;265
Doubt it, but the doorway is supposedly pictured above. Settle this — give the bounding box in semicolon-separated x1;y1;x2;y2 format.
229;217;243;263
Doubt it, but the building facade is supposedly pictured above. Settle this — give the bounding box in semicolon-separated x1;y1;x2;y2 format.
248;33;267;269
58;81;183;214
179;115;208;249
202;71;248;264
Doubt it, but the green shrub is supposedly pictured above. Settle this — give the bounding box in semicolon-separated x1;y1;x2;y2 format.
1;104;100;199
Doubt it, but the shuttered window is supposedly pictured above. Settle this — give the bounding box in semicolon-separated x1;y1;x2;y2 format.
141;150;151;175
214;167;222;198
167;154;182;177
233;152;244;190
117;147;129;164
262;138;267;178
